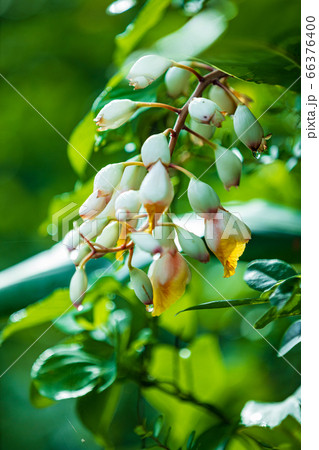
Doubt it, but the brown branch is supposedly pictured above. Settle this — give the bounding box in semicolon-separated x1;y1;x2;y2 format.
168;70;227;155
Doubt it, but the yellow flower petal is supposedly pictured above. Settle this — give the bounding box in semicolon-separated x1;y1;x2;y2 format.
213;237;248;278
150;252;190;316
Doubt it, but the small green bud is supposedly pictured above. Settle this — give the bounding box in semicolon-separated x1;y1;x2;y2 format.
69;267;88;309
94;99;138;131
176;227;210;263
208;84;237;115
189;97;225;128
165;63;190;97
95;221;120;248
141;133;171;168
94;163;124;199
115;189;141;221
189;119;215;145
187;178;220;218
70;244;91;266
129;267;153;305
127;55;172;89
215;146;242;190
233;105;266;152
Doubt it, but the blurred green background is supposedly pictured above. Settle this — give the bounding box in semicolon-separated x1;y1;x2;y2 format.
0;0;300;449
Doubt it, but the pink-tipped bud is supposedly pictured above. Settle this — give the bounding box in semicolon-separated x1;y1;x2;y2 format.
176;227;210;263
139;161;174;215
215;146;242;190
94;99;138;131
130;232;162;254
208;84;237;115
233;105;266;153
141;133;171;168
95;221;120;248
127;55;172;89
69;267;88;309
79;190;109;220
187;178;220;218
189;97;225;128
129;267;153;305
115;189;141;221
94;163;124;199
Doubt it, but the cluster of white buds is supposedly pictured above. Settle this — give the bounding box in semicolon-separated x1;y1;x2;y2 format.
66;54;268;315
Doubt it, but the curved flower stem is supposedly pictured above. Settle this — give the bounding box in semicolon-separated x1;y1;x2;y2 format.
172;62;204;81
168;69;227;155
183;124;217;149
137;101;181;114
169;163;195;179
123;161;145;168
190;61;216;72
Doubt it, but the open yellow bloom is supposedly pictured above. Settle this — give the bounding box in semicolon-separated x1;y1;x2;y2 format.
205;208;251;277
149;250;190;316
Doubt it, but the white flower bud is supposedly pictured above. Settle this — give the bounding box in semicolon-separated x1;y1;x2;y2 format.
233;105;266;152
127;55;172;89
129;267;153;305
70;244;91;266
141;133;171;168
189;119;216;145
96;194;117;221
94;99;138;131
69;268;88;309
139;161;174;214
208;84;237;115
79;190;109;220
115;189;141;221
94;163;124;198
153;215;176;250
215;146;242;190
62;229;82;251
187;178;220;218
176;227;210;263
189;97;225;128
119;165;147;191
79;218;108;240
165;63;190;97
95;220;120;248
130;232;162;254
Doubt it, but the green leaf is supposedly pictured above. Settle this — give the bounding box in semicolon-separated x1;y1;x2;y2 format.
177;297;268;315
31;344;116;401
67;112;96;176
241;388;301;428
269;276;300;310
0;289;70;342
115;0;171;64
244;259;297;292
279;320;301;357
254;292;301;329
199;0;300;87
153;415;164;438
29;381;56;409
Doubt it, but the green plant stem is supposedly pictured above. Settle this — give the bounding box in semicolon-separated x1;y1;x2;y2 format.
137;101;181;114
169;163;195;179
142;378;230;424
168;69;227;155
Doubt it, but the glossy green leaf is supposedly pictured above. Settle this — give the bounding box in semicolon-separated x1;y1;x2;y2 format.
67;112;96;176
31;344;116;401
115;0;171;64
279;320;301;357
177;297;268;315
29;381;56;409
244;259;297;292
269;276;300;310
241;388;301;428
199;0;300;87
0;289;70;343
254;292;301;329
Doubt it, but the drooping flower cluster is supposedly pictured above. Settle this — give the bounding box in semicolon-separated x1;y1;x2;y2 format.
65;55;269;315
